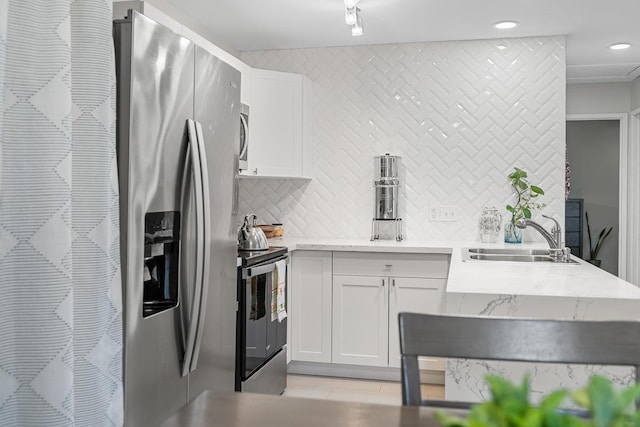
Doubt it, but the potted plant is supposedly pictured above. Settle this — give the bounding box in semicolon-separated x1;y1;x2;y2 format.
505;167;546;243
435;374;640;427
585;211;613;268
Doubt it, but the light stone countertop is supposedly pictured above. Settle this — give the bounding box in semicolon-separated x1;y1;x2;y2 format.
269;237;640;404
269;237;640;301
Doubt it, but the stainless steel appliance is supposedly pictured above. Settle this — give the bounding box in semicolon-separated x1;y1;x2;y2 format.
238;214;269;251
374;153;401;220
371;153;403;241
236;246;288;395
114;10;240;426
239;104;249;171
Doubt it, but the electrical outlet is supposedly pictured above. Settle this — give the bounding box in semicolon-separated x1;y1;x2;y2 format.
429;205;459;222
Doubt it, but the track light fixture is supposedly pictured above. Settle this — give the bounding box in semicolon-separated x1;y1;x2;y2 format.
351;9;362;36
344;0;363;37
345;6;357;25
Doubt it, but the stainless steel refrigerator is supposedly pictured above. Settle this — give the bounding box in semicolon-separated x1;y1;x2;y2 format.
114;10;240;426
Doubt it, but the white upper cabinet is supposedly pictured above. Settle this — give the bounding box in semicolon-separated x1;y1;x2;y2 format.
242;68;313;179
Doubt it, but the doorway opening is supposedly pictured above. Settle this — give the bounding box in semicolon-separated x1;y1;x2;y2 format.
629;108;640;285
566;114;628;279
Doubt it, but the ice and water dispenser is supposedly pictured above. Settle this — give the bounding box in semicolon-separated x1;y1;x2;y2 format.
143;211;180;318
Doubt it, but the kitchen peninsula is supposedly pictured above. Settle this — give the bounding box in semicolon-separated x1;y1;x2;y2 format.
275;237;640;403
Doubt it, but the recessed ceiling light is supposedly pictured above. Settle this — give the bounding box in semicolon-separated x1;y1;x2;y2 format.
494;21;518;30
609;43;631;50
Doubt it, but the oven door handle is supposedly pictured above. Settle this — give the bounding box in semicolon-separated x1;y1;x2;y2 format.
245;257;288;278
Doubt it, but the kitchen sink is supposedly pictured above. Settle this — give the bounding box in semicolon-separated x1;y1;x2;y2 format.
467;248;551;256
462;248;579;264
468;254;560;263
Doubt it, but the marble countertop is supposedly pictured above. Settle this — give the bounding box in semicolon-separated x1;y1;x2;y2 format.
269;237;454;254
269;237;640;300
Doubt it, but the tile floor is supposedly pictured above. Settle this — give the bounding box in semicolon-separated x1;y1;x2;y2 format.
284;374;445;406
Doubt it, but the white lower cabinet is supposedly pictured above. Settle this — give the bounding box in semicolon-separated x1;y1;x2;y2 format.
331;252;448;369
290;251;332;363
387;277;445;369
290;250;449;373
332;275;389;366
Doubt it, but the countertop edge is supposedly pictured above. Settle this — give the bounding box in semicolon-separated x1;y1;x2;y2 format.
268;237;640;301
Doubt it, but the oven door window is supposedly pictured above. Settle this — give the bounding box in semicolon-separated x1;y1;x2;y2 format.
243;271;278;377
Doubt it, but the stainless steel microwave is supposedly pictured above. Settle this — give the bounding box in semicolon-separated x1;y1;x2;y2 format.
239;104;249;171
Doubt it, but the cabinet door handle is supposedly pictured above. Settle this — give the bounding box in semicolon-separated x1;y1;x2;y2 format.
381;278;385;287
392;279;396;287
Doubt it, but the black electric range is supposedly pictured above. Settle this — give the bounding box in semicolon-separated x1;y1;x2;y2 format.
236;245;289;395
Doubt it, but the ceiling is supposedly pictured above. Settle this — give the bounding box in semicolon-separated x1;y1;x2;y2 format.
155;0;640;83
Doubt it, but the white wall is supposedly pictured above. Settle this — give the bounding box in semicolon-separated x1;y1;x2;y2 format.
632;76;640;284
566;121;619;274
566;82;632;114
239;38;567;241
632;76;640;111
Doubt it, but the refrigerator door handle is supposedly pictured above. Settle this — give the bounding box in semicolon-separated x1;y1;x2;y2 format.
178;138;191;355
181;118;206;378
188;120;211;373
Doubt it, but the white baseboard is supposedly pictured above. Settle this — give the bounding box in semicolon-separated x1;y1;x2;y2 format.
287;361;445;385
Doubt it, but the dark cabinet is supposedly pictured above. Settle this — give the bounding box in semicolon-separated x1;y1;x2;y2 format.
565;199;583;258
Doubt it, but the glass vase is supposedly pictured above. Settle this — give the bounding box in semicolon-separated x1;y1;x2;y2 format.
479;206;502;243
504;221;522;243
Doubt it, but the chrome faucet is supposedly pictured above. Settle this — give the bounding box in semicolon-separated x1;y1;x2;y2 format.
516;214;570;261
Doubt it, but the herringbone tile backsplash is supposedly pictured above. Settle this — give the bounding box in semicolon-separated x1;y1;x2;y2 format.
239;37;566;241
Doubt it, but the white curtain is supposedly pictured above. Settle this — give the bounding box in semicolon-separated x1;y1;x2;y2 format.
0;1;123;426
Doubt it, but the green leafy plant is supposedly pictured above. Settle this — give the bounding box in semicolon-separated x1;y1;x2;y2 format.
435;374;640;427
573;375;640;427
585;211;613;262
506;167;546;224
